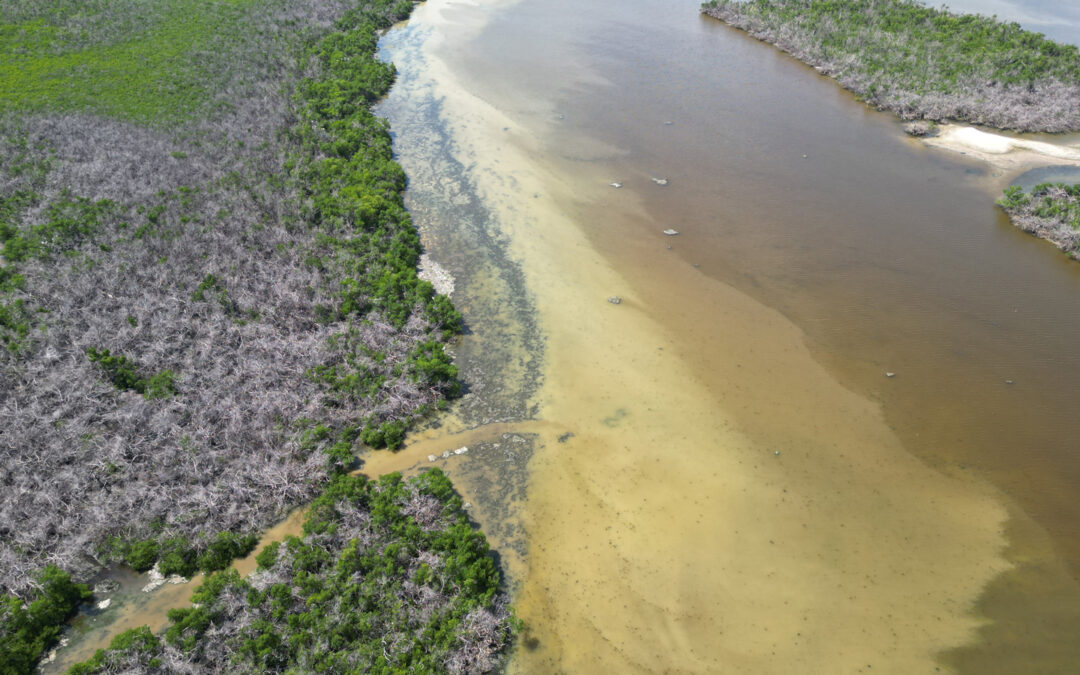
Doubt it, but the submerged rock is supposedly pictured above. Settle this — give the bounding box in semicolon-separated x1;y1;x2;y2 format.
607;296;622;305
651;177;669;186
663;228;680;236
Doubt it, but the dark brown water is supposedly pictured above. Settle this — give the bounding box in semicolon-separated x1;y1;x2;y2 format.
377;0;1080;671
554;0;1080;566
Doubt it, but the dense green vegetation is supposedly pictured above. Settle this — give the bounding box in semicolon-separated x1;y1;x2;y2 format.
86;347;179;399
998;182;1080;258
0;0;313;125
702;0;1080;132
0;566;91;675
68;470;514;674
0;0;503;672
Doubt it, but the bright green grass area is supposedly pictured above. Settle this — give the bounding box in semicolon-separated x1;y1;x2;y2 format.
0;0;265;124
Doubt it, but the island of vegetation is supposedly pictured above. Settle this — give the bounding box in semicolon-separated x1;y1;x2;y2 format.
701;0;1080;133
998;183;1080;258
0;0;513;671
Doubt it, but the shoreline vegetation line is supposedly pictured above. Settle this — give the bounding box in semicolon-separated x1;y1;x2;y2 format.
701;0;1080;258
0;0;515;671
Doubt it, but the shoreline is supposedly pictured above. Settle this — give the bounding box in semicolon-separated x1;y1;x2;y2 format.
397;1;1014;671
701;1;1080;133
922;124;1080;173
701;1;1080;259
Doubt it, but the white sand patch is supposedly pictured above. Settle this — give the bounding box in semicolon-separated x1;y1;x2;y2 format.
925;124;1080;169
418;253;455;297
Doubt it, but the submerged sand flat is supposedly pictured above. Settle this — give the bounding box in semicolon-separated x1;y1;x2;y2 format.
391;1;1013;672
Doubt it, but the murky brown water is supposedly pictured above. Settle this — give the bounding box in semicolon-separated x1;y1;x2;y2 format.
45;1;1080;672
376;0;1080;672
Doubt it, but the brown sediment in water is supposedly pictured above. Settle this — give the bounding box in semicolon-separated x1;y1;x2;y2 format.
45;507;308;672
392;1;1014;672
41;571;203;673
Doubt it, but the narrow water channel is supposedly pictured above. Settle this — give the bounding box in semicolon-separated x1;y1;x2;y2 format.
376;0;1080;672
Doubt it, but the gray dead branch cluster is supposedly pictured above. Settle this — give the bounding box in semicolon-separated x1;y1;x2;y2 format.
702;3;1080;133
0;0;450;598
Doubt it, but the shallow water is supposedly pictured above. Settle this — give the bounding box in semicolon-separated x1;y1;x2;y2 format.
375;0;1080;672
42;1;1080;671
944;0;1080;46
1012;165;1080;189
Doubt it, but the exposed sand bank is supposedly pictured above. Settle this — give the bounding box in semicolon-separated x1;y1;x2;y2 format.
923;124;1080;172
401;1;1014;672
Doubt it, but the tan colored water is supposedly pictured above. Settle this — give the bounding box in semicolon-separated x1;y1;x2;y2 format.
377;0;1080;671
46;0;1080;671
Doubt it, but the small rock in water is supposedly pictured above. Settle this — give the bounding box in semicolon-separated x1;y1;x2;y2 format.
1005;379;1014;385
802;154;808;159
96;598;112;610
453;446;469;455
663;228;680;236
651;177;669;186
774;450;781;456
664;120;674;126
607;296;622;305
441;450;452;459
428;454;437;462
886;372;896;378
609;182;623;188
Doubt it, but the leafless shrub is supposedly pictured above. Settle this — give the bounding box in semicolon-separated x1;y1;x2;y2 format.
903;120;938;137
402;492;446;531
999;184;1080;257
0;1;451;597
446;601;515;675
702;3;1080;132
127;477;511;673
